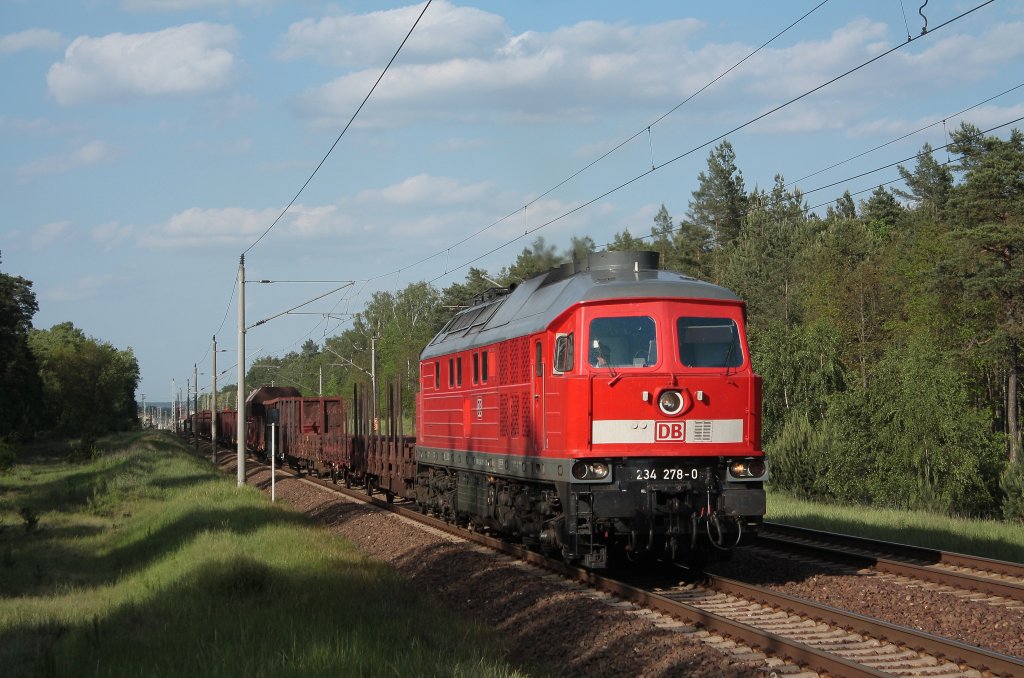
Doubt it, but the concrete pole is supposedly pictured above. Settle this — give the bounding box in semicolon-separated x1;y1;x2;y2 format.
211;335;218;465
237;255;246;486
194;363;199;452
371;334;378;431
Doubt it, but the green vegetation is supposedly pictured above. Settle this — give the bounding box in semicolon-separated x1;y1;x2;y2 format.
1;251;140;452
767;490;1024;563
0;431;529;677
233;124;1023;525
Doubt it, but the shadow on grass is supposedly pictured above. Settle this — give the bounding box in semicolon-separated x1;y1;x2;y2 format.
0;505;312;598
772;516;1024;564
0;457;140;512
0;553;522;678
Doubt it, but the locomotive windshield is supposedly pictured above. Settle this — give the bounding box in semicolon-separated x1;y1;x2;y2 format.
588;316;657;368
677;317;743;368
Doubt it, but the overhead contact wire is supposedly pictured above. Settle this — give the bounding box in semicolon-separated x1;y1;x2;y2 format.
429;0;994;283
242;0;433;256
363;0;831;284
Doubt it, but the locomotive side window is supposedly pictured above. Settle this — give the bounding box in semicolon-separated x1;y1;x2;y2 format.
481;350;489;382
448;358;454;387
677;317;743;368
535;341;543;377
473;352;479;384
457;356;463;386
588;316;657;368
553;333;574;373
434;361;440;390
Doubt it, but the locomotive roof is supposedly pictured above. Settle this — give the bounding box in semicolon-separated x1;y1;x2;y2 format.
421;250;741;360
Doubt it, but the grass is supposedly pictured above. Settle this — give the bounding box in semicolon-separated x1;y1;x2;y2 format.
0;430;533;677
766;489;1024;563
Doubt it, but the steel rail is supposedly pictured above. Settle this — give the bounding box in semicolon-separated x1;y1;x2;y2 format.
760;522;1024;599
224;446;1024;678
705;574;1024;678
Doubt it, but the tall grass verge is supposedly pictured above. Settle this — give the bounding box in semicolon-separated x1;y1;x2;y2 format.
767;490;1024;563
0;431;532;677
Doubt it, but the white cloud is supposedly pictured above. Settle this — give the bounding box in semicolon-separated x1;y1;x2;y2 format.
849;104;1024;139
31;221;71;250
18;140;113;178
276;1;507;67
353;174;495;206
137;204;360;249
288;9;1024;137
121;0;273;11
42;275;115;303
0;29;64;54
93;221;135;247
139;174;514;249
47;23;239;105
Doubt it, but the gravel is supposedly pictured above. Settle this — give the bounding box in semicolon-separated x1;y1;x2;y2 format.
221;455;773;678
222;450;1024;674
710;546;1024;659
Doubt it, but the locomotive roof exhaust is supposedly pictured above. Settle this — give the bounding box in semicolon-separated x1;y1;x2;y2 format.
579;250;659;273
546;250;660;286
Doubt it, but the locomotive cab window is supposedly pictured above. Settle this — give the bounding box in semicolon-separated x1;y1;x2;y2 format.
677;317;743;368
588;316;657;368
553;333;574;374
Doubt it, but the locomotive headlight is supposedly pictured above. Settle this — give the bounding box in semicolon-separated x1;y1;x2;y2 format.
658;390;685;416
572;460;610;480
729;460;766;478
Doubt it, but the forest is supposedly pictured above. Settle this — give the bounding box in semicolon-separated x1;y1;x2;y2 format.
0;254;140;462
220;123;1021;522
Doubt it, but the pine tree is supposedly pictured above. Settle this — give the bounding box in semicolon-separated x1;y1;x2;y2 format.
946;125;1024;462
687;140;748;247
895;142;953;215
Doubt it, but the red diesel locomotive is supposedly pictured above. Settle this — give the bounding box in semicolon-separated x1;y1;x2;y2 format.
194;250;766;569
414;250;766;567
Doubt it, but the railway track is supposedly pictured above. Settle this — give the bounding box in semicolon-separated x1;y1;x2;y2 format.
754;522;1024;604
220;445;1024;678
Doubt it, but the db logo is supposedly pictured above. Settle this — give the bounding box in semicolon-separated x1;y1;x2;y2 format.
655;422;685;442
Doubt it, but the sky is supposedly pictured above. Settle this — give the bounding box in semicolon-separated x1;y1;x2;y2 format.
2;0;1023;406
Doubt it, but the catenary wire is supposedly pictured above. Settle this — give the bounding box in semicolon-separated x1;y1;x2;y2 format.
787;81;1024;187
190;0;993;388
242;0;433;256
423;0;994;285
360;0;832;285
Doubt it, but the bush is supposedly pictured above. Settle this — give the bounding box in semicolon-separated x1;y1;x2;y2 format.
0;437;15;471
767;411;829;499
999;462;1024;523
